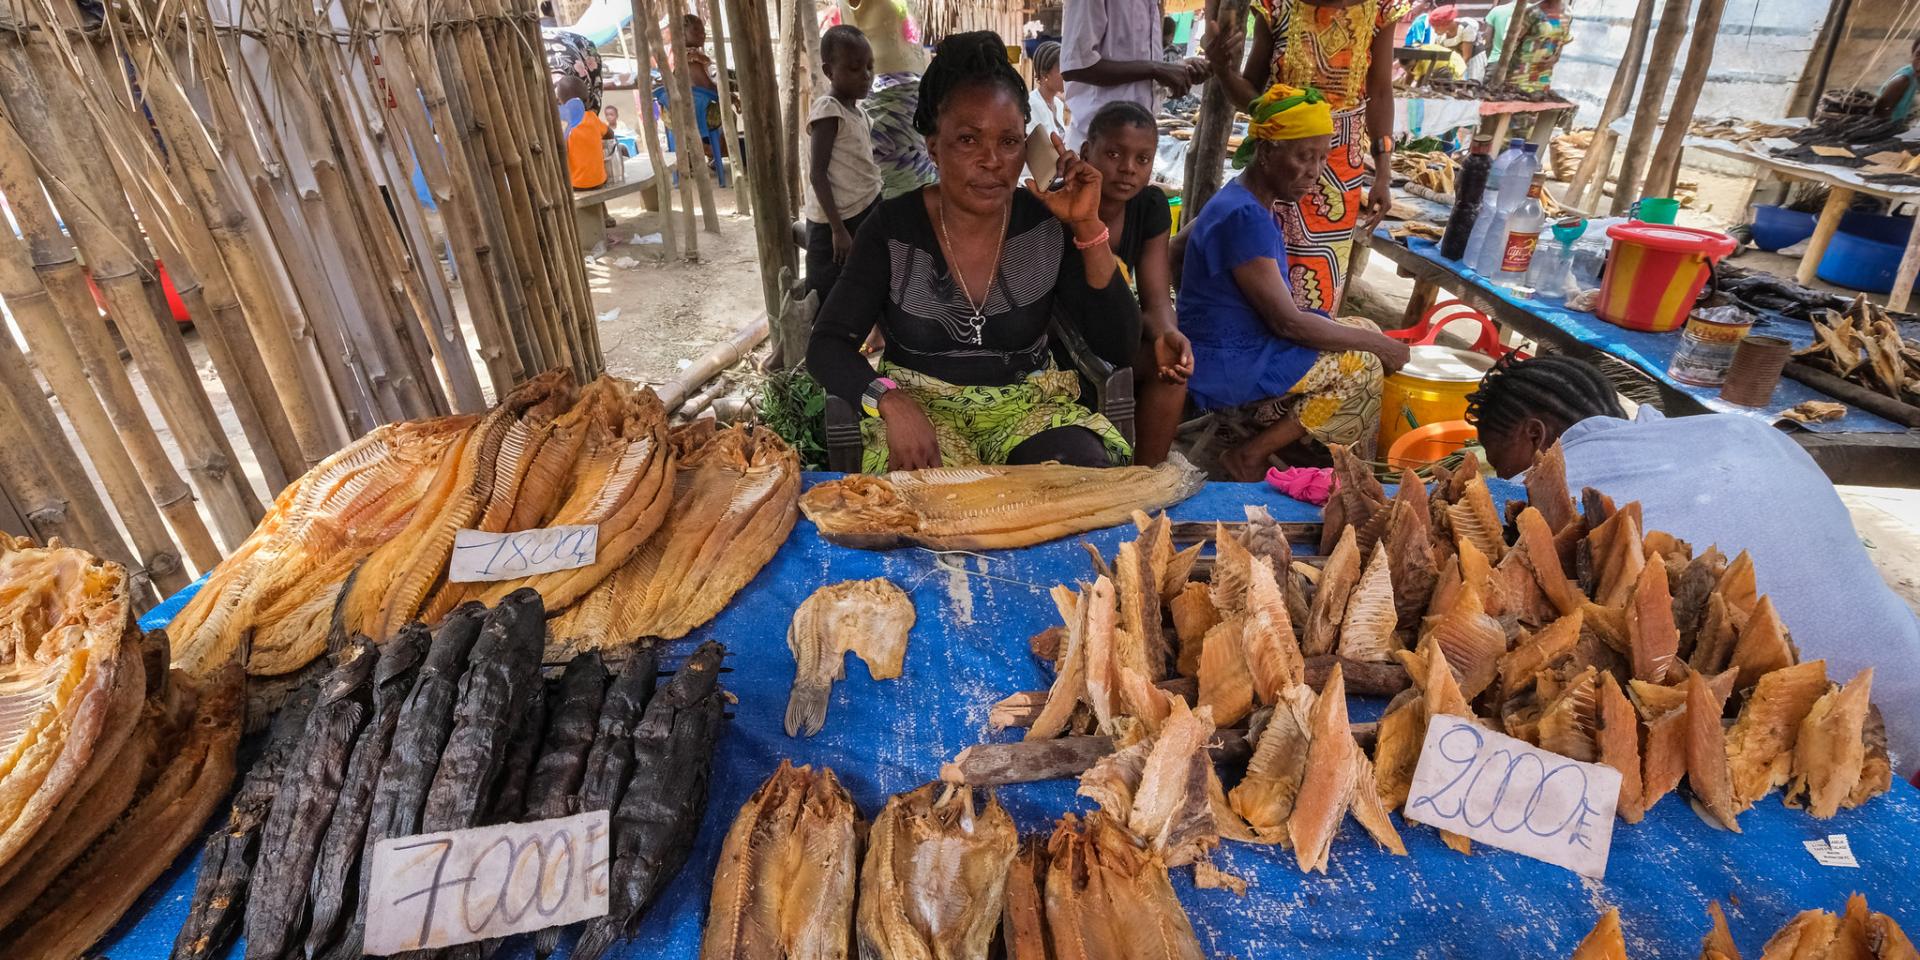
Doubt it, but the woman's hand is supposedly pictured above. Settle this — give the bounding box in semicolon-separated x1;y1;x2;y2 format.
1360;175;1396;232
1153;329;1194;384
1026;134;1104;229
1372;336;1412;374
878;390;941;471
832;224;855;264
1203;16;1245;79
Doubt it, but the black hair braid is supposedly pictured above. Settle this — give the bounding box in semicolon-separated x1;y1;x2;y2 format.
1032;40;1061;81
1086;100;1157;144
912;31;1028;137
1464;353;1627;438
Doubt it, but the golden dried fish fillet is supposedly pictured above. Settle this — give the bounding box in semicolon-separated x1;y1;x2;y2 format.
1569;909;1629;960
1232;683;1314;842
1689;592;1749;678
1196;617;1253;728
1727;660;1828;812
800;458;1204;551
1243;559;1304;701
1516;507;1582;618
700;761;861;960
1537;667;1599;762
1528;443;1577;534
1684;670;1741;832
1371;693;1425;811
1121;700;1217;866
1446;476;1506;564
1210;523;1259;618
1634;670;1736;816
1338;543;1399;663
1727;596;1796;691
856;782;1016;960
1849;705;1894;811
786;578;917;737
1116;542;1169;680
1718;551;1758;622
1028;586;1091;742
1385;494;1438;631
1595;673;1643;823
1288;665;1358;873
1169;583;1219;679
1419;580;1506;700
1499;611;1584;701
1627;552;1680;684
1344;736;1407;856
1835;893;1877;960
1303;526;1360;657
1589;507;1646;608
1701;901;1740;960
1001;839;1049;960
1761;909;1839;960
1043;813;1205;960
1078;737;1150;825
1787;668;1873;819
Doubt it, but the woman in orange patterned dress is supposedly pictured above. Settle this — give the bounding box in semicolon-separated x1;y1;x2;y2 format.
1204;0;1410;316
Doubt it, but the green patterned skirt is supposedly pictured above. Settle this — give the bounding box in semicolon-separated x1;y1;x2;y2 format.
860;363;1131;473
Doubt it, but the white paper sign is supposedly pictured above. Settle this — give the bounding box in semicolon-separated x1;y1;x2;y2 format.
1405;716;1622;878
448;525;598;582
1804;834;1860;868
363;810;610;955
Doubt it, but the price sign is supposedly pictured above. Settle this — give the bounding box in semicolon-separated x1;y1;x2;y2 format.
363;810;610;955
448;525;598;583
1405;716;1621;878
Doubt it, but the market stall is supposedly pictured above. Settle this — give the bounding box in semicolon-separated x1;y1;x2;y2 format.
36;466;1918;959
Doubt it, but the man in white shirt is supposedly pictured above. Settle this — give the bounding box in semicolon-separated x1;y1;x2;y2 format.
1467;355;1920;779
1061;0;1207;146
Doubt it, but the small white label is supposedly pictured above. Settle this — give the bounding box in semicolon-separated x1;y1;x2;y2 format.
448;525;598;583
363;810;611;955
1405;716;1622;878
1804;834;1859;868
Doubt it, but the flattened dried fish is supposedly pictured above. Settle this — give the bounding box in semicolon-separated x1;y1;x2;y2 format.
1727;596;1796;690
1119;701;1218;866
1338;542;1398;663
1385;492;1439;631
1196;618;1253;728
1419;579;1506;700
1627;552;1679;684
1168;582;1219;678
1303;526;1360;657
525;652;612;959
1595;673;1643;823
1243;558;1304;700
787;578;917;736
1787;668;1874;818
1528;444;1577;534
1727;660;1828;812
1700;900;1739;960
801;458;1204;551
1002;839;1049;960
856;783;1016;960
1684;670;1740;832
1230;683;1315;841
700;762;861;960
1447;476;1506;564
1043;813;1205;960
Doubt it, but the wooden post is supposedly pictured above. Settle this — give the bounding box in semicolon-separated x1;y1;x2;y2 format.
1569;0;1656;211
625;0;682;259
637;0;712;257
1182;0;1251;227
1641;0;1730;200
1610;0;1694;216
698;0;747;215
779;0;811;218
655;0;721;233
1886;207;1920;313
725;0;799;327
1797;186;1854;286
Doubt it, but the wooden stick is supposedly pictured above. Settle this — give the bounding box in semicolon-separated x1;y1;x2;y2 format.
941;729;1261;786
1782;361;1920;427
1569;0;1657;211
1798;186;1854;287
637;0;704;256
698;0;747;216
1609;0;1694;216
1889;203;1920;314
778;0;807;219
1641;0;1730;199
724;0;799;321
1182;0;1250;226
655;312;769;410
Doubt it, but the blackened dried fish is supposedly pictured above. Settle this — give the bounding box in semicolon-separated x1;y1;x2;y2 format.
302;625;430;958
169;679;320;960
526;651;613;960
243;638;379;960
573;640;727;960
575;644;663;819
419;588;547;833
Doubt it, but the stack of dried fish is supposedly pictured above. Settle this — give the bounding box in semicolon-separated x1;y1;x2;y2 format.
953;440;1896;879
1561;895;1916;959
1394;149;1460;198
0;537;243;960
171;591;730;960
168;370;797;676
799;456;1205;550
1005;812;1208;960
1795;297;1920;408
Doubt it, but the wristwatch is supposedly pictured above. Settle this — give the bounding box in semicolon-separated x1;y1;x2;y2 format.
1372;134;1395;157
861;376;899;417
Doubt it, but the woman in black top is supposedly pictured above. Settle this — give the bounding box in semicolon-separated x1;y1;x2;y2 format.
1079;101;1191;466
807;32;1142;473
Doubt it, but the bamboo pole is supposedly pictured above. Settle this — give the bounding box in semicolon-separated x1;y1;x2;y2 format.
636;0;703;257
1641;0;1730;200
628;11;682;259
651;0;720;233
1569;0;1656;212
1183;0;1251;226
1610;0;1694;216
725;0;798;324
699;0;746;216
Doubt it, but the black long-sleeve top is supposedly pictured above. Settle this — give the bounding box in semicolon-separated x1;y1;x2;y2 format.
806;186;1143;403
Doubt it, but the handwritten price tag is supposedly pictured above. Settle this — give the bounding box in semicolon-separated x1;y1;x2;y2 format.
448;525;599;583
363;810;610;955
1405;715;1621;878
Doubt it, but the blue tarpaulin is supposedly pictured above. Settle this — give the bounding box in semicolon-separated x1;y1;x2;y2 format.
106;478;1920;958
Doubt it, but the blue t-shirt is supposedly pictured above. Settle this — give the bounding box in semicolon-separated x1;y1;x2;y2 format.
1175;179;1320;410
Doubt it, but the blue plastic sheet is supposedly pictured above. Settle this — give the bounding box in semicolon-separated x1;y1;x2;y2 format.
103;478;1919;959
1393;235;1908;435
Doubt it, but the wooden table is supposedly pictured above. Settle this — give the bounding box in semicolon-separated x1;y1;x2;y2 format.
1369;233;1920;487
571;154;659;248
1691;139;1920;312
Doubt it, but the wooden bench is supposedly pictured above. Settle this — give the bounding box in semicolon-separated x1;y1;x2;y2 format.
572;154;658;248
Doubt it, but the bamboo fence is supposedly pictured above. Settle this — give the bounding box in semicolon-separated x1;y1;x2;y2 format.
0;0;596;604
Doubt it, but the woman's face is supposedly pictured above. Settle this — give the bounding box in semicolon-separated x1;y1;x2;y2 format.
1261;135;1332;201
1085;123;1158;205
1041;65;1064;97
927;82;1028;216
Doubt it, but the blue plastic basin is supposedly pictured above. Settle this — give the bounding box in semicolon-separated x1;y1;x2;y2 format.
1817;211;1920;294
1750;204;1815;251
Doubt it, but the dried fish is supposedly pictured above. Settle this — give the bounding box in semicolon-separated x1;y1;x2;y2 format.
1385;491;1439;631
1528;444;1577;534
1447;475;1506;564
1786;667;1874;818
1303;526;1360;657
1727;660;1828;812
243;638;379;960
1700;901;1739;960
787;578;917;736
1002;838;1049;960
1727;596;1796;690
856;782;1016;960
1043;813;1205;960
575;645;664;829
1684;670;1741;832
1289;665;1404;871
1419;578;1506;700
1627;552;1679;684
1595;673;1644;823
1338;542;1398;663
1243;558;1304;700
1569;908;1628;959
1169;582;1220;678
1196;618;1254;728
699;761;861;960
418;589;546;841
523;651;613;960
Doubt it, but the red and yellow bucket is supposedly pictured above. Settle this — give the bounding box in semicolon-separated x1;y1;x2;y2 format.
1596;223;1737;332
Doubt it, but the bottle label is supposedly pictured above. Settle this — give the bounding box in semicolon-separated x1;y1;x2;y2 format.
1502;232;1540;272
1527;182;1544;199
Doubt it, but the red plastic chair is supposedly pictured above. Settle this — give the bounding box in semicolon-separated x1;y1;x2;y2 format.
1388;299;1529;361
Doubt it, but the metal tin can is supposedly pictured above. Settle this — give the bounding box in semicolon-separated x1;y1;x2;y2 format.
1667;310;1756;386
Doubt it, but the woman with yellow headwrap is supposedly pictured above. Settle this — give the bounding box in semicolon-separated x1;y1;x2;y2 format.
1157;84;1409;480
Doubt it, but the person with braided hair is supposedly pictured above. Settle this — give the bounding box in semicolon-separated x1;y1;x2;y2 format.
1468;354;1920;775
808;31;1142;473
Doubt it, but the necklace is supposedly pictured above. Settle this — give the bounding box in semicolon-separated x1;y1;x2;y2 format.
936;189;1008;344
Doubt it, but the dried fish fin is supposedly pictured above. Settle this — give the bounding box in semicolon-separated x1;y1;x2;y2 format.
1338;543;1399;663
1303;526;1360;656
1570;909;1629;960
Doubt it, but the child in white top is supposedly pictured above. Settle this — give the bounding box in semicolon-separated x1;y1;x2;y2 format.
1024;40;1066;184
806;25;884;299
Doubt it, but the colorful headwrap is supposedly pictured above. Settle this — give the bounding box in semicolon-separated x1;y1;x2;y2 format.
1430;5;1459;27
1233;84;1335;168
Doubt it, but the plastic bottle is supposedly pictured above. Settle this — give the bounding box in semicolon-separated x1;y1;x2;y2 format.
1462;138;1528;267
1495;174;1547;293
1471;142;1540;275
1440;136;1496;260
